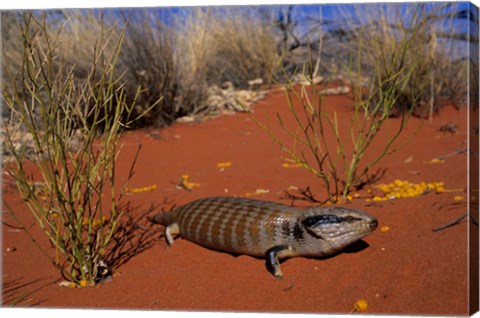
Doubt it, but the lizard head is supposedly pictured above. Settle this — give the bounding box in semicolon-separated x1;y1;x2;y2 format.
301;206;378;255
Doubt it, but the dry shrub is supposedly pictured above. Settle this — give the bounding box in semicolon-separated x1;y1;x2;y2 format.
177;7;281;89
254;22;419;202
323;2;471;116
2;12;152;286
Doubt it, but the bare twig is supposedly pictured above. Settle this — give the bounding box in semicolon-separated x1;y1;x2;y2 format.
434;148;467;161
432;212;478;232
281;186;326;205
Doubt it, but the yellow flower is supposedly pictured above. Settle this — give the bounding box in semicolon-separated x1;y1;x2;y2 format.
454;196;464;201
126;184;157;193
177;175;199;189
380;226;390;232
352;299;368;312
388;192;400;199
377;184;390;194
79;280;89;287
372;196;387;202
183;181;200;189
429;158;445;164
372;179;446;201
217;161;232;168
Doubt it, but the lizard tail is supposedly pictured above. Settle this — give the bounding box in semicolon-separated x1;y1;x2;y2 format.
148;209;177;226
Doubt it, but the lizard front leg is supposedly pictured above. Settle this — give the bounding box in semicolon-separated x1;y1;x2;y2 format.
265;245;295;279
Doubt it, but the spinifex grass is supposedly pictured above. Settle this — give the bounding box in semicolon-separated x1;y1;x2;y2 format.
254;10;421;203
2;13;159;286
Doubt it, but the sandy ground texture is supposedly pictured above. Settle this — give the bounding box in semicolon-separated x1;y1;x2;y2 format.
1;86;473;315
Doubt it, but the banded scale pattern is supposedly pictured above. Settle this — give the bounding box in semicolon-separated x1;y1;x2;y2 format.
170;197;300;257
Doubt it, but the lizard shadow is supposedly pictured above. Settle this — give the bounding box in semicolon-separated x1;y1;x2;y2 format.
264;240;371;275
223;239;370;261
317;239;371;260
214;239;370;260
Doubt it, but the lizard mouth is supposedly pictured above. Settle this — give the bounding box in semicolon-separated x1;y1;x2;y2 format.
325;219;378;241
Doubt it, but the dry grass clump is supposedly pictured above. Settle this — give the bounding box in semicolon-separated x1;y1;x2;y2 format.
118;9;190;127
324;2;471;117
176;7;280;90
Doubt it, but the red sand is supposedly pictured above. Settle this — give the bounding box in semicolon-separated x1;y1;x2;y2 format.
2;87;472;314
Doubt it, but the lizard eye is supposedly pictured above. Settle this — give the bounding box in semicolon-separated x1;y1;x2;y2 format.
343;215;360;222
